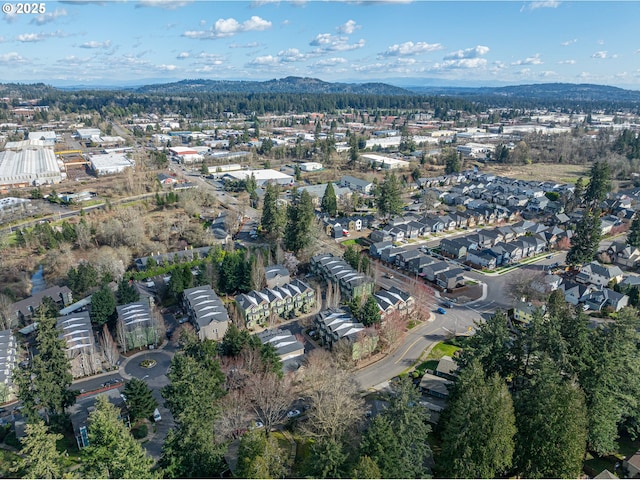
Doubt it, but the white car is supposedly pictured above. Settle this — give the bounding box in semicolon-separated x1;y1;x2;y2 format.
287;409;301;418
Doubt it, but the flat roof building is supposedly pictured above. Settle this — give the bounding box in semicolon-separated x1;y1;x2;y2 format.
223;169;294;187
90;153;135;176
0;143;63;188
361;154;410;170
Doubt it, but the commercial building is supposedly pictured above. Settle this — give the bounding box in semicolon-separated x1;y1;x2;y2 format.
222;169;294;187
168;146;204;164
75;128;102;140
299;162;323;172
28;131;57;145
361;154;410;170
182;286;229;341
0;141;64;188
90;153;135;176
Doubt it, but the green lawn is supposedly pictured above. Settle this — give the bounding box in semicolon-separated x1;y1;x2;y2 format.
426;341;461;361
340;239;357;246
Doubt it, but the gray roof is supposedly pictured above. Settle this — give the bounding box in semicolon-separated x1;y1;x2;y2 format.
265;264;289;281
57;311;94;354
436;355;458;376
11;285;72;319
183;285;229;328
256;328;304;360
0;329;17;385
419;372;453;396
341;175;373;189
374;287;412;312
116;302;153;330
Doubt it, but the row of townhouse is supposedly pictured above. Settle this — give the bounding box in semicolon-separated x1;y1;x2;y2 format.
370;206;520;244
235;278;316;329
310;253;375;300
439;221;570;269
371;244;465;290
374;286;415;318
10;285;73;326
321;214;375;239
313;308;378;361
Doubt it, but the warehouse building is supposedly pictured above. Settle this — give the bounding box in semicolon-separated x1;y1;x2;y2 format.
222;169;294;187
0;141;64;189
90;153;135;176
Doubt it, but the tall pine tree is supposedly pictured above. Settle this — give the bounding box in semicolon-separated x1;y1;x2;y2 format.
320;182;338;217
566;209;602;266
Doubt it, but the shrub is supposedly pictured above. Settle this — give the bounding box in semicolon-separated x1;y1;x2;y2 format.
131;423;148;439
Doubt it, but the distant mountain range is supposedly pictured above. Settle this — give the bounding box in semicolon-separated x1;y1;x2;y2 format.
135;76;411;96
3;78;640;104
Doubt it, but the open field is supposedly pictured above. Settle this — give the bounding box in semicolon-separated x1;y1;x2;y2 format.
480;162;590;184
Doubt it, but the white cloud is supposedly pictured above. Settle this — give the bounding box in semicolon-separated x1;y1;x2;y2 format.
381;41;443;57
310;33;365;52
432;57;488;71
229;42;260;49
521;1;560;12
539;70;557;77
177;52;190;59
444;45;489;60
157;64;177;71
16;30;69;42
0;52;26;63
31;8;67;25
2;12;18;24
591;51;608;59
137;0;192;9
337;20;359;35
58;55;92;65
184;16;272;39
315;57;347;66
561;38;577;46
249;55;278;66
79;40;112;49
248;47;308;67
559;59;576;65
511;53;543;65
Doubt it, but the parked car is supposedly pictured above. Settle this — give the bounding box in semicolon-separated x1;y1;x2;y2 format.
436;307;447;315
153;408;162;422
287;409;301;418
441;301;453;308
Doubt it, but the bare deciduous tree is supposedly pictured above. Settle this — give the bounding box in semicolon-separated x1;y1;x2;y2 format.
302;351;365;442
100;324;119;368
215;388;251;441
0;293;15;330
250;251;266;291
249;371;293;434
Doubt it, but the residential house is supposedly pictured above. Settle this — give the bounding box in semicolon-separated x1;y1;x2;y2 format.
311;253;374;300
235;279;315;329
10;286;73;326
435;268;465;290
370;230;392;243
466;249;498;270
374;287;414;318
607;242;640;268
57;312;101;378
560;281;592;306
116;302;158;352
340;175;374;195
182;286;230;341
419;372;453;399
583;288;629;312
440;238;468;259
435;356;458;380
623;450;640;478
256;328;304;362
0;329;17;395
511;300;544;324
370;240;394;259
265;264;291;289
314;308;377;361
422;261;451;282
576;261;624;287
157;173;177;186
531;274;563;295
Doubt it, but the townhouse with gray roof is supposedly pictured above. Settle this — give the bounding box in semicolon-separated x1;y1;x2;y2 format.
256;328;304;362
57;311;101;378
310;253;374;300
235;278;315;329
116;301;159;352
0;329;17;398
182;285;229;341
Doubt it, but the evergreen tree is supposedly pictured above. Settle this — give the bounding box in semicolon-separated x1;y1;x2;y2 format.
236;429;287;479
573;176;585;206
351;455;382;479
343;245;360;270
359;295;381;327
513;357;588;479
116;279;139;305
90;285;116;326
628;214;640;248
200;162;209;175
439;359;516;478
82;396;154;479
260;183;283;239
320;182;338;217
14;420;65;479
444;148;462;174
360;377;431;478
122;378;158;422
246;173;257;196
566;209;602;266
284;190;315;253
376;171;403;218
584;161;611;205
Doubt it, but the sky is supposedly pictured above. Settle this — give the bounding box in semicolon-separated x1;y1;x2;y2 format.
0;0;639;89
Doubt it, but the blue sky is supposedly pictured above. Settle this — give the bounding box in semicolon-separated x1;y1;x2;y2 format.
1;0;639;88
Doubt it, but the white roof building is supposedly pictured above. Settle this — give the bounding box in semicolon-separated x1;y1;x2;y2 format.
361;153;410;169
0;143;63;188
28;131;57;145
223;169;294;186
90;153;135;176
76;128;102;140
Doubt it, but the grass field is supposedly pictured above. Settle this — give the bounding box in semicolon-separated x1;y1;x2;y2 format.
481;163;589;184
426;341;461;361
